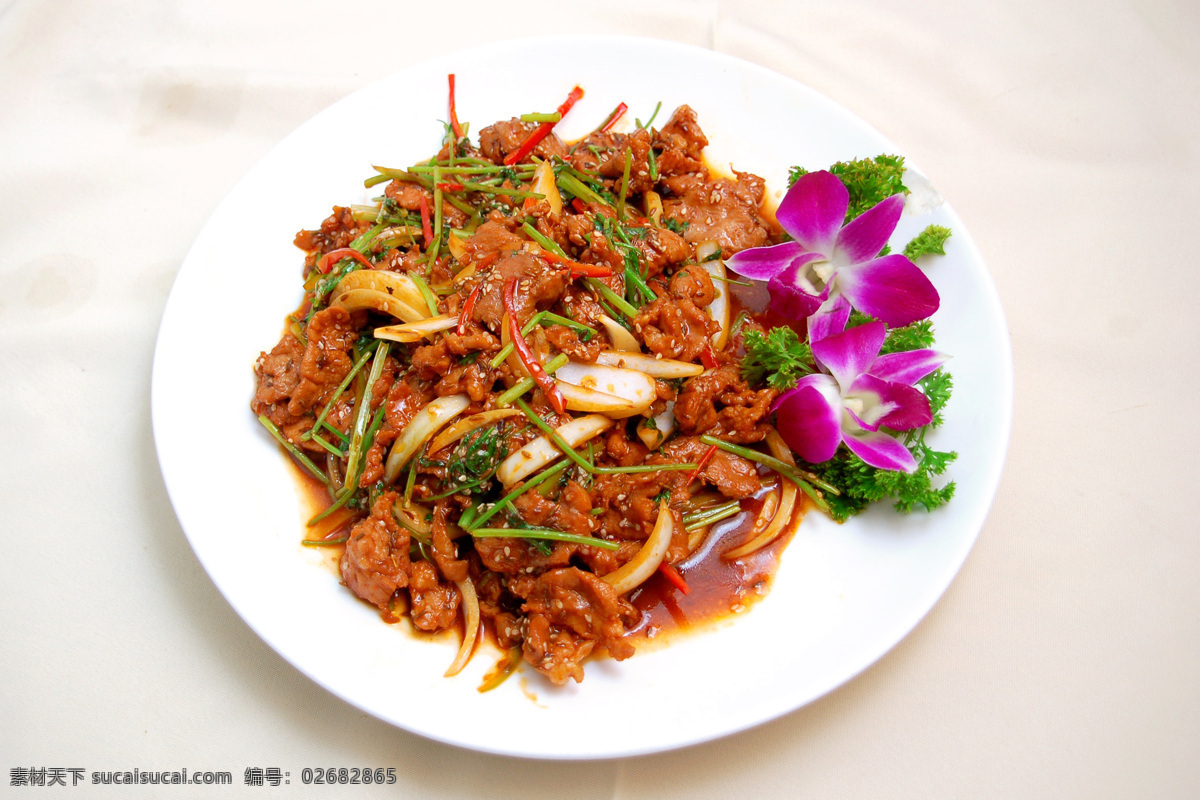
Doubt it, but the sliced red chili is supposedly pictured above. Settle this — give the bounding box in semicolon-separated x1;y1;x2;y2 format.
457;282;483;335
503;85;584;166
683;443;718;487
502;277;566;414
317;248;374;275
571;198;587;214
436;181;464;192
536;250;612;278
447;74;464;141
700;342;719;370
418;194;433;248
599;102;628;133
658;563;690;595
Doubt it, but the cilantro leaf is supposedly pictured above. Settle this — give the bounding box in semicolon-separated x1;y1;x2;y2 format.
741;327;814;390
904;225;952;259
789;155;908;221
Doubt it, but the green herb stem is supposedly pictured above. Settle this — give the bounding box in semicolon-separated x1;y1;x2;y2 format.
698;435;834;512
521;222;568;258
466;460;572;531
470;527;619;551
257;415;329;486
496;354;568;407
585;278;639;319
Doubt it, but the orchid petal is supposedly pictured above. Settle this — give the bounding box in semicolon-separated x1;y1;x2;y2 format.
836;254;940;327
766;257;826;321
806;293;851;344
843;429;918;472
832;194;904;266
725;241;809;280
811;321;887;391
848;374;932;431
869;349;949;386
773;383;842;465
776;171;847;255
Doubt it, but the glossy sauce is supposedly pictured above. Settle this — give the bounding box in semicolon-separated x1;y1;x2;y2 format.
627;481;806;646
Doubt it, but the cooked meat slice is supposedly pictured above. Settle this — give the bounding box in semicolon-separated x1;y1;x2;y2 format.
340;492;409;609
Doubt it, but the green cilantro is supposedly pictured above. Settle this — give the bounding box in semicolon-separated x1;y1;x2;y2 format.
789;154;907;221
663;217;690;235
904;225;952;259
741;327;814;390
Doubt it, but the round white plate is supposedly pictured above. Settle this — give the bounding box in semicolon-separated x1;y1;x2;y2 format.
152;36;1011;759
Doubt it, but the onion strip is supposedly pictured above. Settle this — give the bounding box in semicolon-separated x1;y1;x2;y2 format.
427;409;522;455
597;314;640;352
332;288;428;323
332;268;428;312
383;394;471;485
602;500;673;595
444;577;480;677
723;432;799;559
374;314;457;343
594;351;704;378
496;413;613;486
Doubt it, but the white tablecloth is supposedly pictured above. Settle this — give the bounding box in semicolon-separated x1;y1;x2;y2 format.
3;0;1197;796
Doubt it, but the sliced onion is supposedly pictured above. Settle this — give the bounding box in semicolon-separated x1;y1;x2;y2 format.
447;231;468;263
496;413;613;486
643;190;663;225
597;314;641;352
554;362;656;418
332;289;428;323
556;380;637;416
374;314;457;343
383;394;471;485
332;268;428;313
603;500;673;595
444;577;480;677
722;430;799;559
594;351;704;378
532;159;562;217
394;499;433;538
427;409;522;455
637;402;675;450
453;264;477;285
696;241;731;349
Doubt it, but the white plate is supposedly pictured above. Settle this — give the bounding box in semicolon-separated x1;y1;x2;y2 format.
152;36;1011;760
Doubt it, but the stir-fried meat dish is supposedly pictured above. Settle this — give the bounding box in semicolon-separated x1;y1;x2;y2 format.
251;96;809;686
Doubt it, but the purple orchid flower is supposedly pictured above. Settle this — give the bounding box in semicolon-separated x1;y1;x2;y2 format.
773;321;947;472
727;170;939;337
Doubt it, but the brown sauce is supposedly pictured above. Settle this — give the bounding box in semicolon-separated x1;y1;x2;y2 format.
627;482;805;646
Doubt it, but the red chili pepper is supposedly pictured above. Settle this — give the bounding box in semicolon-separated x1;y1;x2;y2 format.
503;277;566;414
447;74;464;141
418;194;433;248
599;102;628;133
317;248;374;275
436;181;464;192
473;251;500;271
503;85;585;166
458;282;483;335
683;444;718;487
571;198;587;214
658;563;690;595
536;250;614;279
700;342;719;370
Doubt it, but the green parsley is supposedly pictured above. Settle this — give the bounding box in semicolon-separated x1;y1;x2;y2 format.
790;154;908;221
904;225;952;259
741;327;814;390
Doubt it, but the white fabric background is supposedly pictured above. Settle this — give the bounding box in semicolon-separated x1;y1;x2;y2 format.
2;0;1197;796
